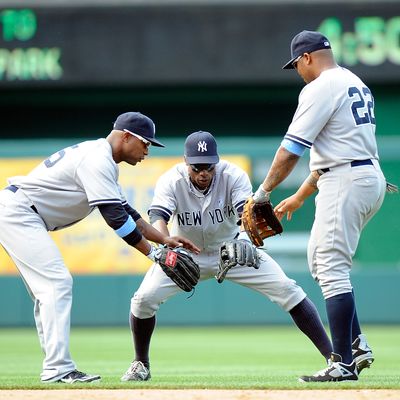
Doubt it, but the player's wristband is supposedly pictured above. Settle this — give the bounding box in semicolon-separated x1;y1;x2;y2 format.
253;185;271;203
146;244;158;262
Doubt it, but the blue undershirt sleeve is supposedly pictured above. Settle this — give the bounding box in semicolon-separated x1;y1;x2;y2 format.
281;138;307;157
98;203;143;245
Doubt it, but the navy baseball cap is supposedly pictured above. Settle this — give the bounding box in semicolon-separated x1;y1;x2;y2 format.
184;131;219;164
282;30;331;69
113;112;165;147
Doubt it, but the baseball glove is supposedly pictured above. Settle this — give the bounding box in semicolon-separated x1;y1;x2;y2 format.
241;197;283;247
155;246;200;292
216;240;259;283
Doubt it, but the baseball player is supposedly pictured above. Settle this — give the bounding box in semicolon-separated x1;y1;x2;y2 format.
120;130;333;382
0;112;199;383
251;31;387;382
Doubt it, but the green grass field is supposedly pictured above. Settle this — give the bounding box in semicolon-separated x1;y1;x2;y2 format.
0;325;399;389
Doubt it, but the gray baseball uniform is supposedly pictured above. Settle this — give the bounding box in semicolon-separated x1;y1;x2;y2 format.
285;67;386;298
121;130;332;383
272;31;387;378
0;139;128;381
131;160;306;319
0;109;164;383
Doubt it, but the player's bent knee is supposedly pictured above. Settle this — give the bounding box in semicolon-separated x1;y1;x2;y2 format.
130;291;160;319
38;273;73;305
53;271;73;296
319;276;352;299
281;287;307;312
267;279;306;312
64;273;73;288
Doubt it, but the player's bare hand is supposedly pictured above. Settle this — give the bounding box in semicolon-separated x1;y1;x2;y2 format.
164;236;201;254
274;195;304;221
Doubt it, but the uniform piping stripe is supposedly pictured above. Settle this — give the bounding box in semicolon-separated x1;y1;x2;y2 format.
234;200;246;210
89;198;122;206
284;134;312;148
149;209;171;223
149;205;172;216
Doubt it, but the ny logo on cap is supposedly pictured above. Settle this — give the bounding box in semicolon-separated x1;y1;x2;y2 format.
197;141;207;152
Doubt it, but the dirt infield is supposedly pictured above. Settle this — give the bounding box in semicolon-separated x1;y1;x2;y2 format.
1;389;399;400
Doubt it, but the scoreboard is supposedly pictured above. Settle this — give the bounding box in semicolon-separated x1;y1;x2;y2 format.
0;9;61;82
1;4;400;87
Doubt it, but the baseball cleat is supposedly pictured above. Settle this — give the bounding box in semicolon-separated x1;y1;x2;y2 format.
121;360;151;381
298;352;358;382
352;334;374;373
57;370;101;383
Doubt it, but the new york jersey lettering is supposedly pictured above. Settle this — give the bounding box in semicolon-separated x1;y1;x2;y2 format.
177;211;202;226
208;205;235;225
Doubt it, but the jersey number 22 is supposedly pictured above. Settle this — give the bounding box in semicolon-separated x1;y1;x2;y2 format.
348;86;376;126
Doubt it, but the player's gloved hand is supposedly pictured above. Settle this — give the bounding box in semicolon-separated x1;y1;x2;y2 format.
155;245;200;292
216;240;259;283
241;197;283;247
252;184;271;204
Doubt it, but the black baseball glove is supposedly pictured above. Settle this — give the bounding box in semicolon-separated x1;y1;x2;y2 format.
155;246;200;292
216;240;259;283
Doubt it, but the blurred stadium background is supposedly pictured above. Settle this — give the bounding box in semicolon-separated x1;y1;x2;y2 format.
0;0;399;327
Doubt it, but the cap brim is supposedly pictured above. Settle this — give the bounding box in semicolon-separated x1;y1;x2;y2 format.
185;155;219;164
147;137;165;148
121;128;165;147
282;58;296;69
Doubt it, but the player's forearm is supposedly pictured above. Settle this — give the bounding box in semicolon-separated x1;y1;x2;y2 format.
133;236;153;256
274;172;319;221
294;171;319;201
130;219;169;261
136;218;169;245
152;219;170;236
262;146;300;192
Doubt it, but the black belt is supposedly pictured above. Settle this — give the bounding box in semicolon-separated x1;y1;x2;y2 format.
5;185;39;214
318;159;373;175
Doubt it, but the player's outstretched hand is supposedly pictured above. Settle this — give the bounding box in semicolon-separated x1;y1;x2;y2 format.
274;194;304;221
164;236;201;254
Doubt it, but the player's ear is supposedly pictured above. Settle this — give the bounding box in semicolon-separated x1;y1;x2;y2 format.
303;52;312;64
122;131;131;143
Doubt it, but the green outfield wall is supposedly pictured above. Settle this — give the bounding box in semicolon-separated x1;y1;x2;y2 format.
0;270;399;327
0;137;399;326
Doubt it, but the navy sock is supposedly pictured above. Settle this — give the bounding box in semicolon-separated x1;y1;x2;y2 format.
289;297;333;360
130;313;156;369
325;293;355;364
351;290;362;341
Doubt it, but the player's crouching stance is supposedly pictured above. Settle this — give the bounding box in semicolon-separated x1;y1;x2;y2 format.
0;112;199;383
120;131;333;382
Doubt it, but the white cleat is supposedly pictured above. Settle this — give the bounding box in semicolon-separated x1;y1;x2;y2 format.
121;360;151;381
